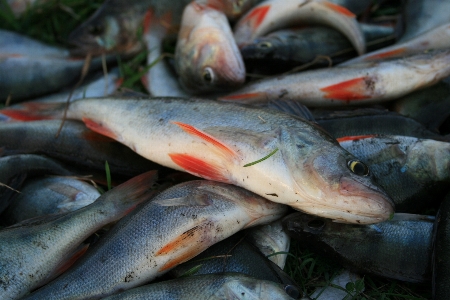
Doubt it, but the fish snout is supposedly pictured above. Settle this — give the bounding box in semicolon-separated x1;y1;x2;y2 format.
337;176;395;224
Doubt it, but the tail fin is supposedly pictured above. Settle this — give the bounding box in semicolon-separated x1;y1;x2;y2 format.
0;102;65;122
98;170;159;217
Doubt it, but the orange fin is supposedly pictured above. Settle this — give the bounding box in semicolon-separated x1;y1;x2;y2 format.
115;77;124;89
169;153;229;183
365;48;406;60
241;5;271;29
44;243;90;285
172;121;236;158
219;92;265;102
323;1;356;17
81;118;117;140
337;135;377;143
156;220;214;271
321;77;373;101
0;102;62;121
143;9;153;34
81;129;116;143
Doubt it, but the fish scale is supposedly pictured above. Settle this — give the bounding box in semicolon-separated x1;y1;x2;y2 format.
24;181;288;299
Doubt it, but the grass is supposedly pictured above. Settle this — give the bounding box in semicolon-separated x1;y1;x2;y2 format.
0;1;433;299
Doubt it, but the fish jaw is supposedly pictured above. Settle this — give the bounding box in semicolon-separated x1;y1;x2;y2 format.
175;3;246;93
275;127;394;224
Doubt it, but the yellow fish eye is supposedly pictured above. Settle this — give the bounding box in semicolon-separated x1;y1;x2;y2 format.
348;159;370;176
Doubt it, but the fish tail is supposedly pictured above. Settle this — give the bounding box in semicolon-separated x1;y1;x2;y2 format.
0;102;66;122
97;170;158;216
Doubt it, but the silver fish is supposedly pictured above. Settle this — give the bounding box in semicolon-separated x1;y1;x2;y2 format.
25;181;288;299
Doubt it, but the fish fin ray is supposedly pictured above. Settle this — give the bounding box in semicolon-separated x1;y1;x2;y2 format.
0;102;64;121
171;121;237;158
81;117;118;140
169;153;230;183
321;77;372;101
322;1;355;17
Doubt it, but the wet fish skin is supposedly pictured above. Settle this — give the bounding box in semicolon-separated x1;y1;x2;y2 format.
283;212;434;282
1;176;100;226
0;154;75;214
246;220;290;269
25;181;288;299
233;0;366;55
0;97;394;224
339;135;450;212
342;23;450;65
392;76;450;134
312;108;443;140
0;30;112;102
171;230;297;288
102;273;298;300
0;171;157;300
0;120;163;177
242;24;395;74
175;2;245;93
433;192;450;299
399;0;450;42
220;50;450;107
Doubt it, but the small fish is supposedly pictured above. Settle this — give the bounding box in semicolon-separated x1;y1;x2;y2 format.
0;120;163;177
0;30;112;102
241;24;395;74
68;0;256;57
0;97;394;224
311;108;443;140
283;212;434;282
171;230;297;288
246;220;290;269
102;273;299;300
338;135;450;213
233;0;366;55
175;2;246;93
342;23;450;64
0;171;157;300
1;176;101;226
25;181;288;299
220;50;450;106
0;154;75;214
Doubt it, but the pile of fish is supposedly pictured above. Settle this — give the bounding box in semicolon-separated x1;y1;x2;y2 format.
1;0;450;299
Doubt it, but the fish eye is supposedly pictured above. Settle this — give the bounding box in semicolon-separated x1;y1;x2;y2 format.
347;159;370;176
307;219;325;230
202;67;214;84
284;284;300;299
257;41;272;49
88;24;104;36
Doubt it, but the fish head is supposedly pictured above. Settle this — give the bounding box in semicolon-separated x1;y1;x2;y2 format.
240;37;277;60
279;126;394;224
176;4;246;93
214;275;300;299
68;15;122;57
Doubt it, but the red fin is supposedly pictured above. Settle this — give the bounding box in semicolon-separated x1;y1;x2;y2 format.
81;118;117;140
141;74;149;92
323;1;355;17
169;153;229;183
321;77;372;101
115;77;124;89
172;121;236;158
0;102;62;121
81;129;115;142
241;5;271;29
143;9;153;34
51;244;90;280
337;135;377;143
157;220;213;271
219;92;265;102
365;48;406;60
